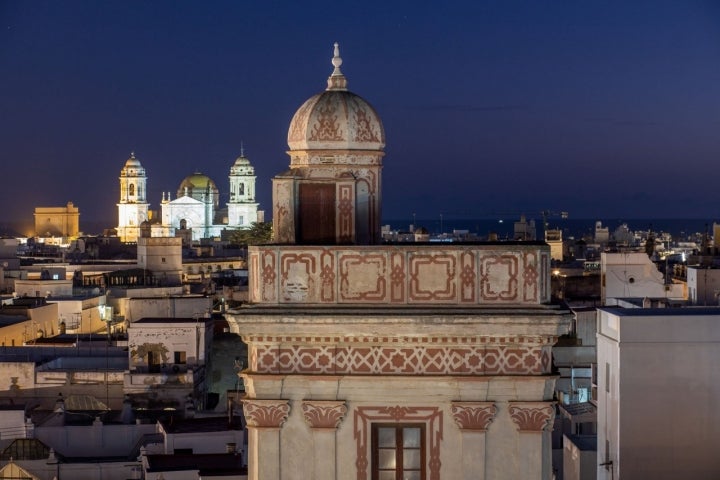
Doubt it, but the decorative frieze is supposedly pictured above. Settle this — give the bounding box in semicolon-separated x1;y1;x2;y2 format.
508;402;555;432
247;339;552;376
248;244;550;305
242;399;290;428
451;402;497;431
301;400;348;429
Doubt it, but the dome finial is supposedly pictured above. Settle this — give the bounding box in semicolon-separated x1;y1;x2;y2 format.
240;141;245;157
327;42;348;91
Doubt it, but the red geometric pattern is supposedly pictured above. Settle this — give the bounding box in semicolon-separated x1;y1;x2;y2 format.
523;251;539;302
409;253;457;301
460;251;476;302
301;400;348;429
309;97;344;141
249;337;553;375
480;254;518;301
353;105;381;143
451;402;497;431
319;249;335;301
339;254;387;301
248;245;551;305
242;399;290;428
280;253;316;302
354;406;442;480
508;402;555;432
337;184;354;243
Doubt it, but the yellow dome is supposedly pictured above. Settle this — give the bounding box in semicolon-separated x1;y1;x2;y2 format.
177;172;219;207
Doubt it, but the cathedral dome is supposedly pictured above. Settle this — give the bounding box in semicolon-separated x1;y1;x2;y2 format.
177;172;220;207
287;43;385;152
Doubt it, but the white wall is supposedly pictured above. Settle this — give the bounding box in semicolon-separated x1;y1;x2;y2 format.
597;308;720;479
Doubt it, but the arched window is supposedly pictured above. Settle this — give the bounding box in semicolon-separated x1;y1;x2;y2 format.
129;184;135;196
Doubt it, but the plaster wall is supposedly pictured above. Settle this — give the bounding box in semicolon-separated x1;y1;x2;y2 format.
110;295;210;323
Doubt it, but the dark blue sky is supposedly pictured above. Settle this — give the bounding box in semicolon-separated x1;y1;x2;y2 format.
2;1;720;231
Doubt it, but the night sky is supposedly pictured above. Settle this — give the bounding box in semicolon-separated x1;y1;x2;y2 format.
2;1;720;232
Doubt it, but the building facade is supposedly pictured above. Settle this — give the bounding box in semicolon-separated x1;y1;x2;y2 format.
34;201;80;237
225;44;571;480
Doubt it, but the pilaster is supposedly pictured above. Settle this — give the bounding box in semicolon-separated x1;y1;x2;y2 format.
451;402;497;480
509;401;555;480
302;400;348;480
242;399;290;480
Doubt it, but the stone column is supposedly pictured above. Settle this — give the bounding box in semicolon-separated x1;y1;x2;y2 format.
301;400;348;480
509;402;555;480
242;399;290;480
451;402;497;480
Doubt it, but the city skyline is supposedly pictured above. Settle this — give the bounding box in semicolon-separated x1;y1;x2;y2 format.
2;0;720;229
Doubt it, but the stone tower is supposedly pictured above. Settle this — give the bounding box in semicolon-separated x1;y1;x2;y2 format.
117;152;150;243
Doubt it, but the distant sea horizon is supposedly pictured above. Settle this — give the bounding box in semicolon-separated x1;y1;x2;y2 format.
383;217;719;242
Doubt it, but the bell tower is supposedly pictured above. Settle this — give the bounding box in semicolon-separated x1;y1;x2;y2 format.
227;146;259;227
116;152;150;242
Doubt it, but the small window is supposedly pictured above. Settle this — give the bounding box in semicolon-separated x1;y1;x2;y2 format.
605;362;610;393
161;257;166;263
174;351;187;364
372;423;425;480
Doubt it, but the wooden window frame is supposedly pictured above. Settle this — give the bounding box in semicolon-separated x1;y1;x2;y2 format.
371;423;426;480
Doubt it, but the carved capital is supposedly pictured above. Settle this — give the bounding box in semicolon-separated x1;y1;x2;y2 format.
508;402;554;432
242;399;290;428
301;400;347;429
451;402;497;431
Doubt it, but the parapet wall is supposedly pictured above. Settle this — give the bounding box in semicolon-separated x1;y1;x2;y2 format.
248;243;551;305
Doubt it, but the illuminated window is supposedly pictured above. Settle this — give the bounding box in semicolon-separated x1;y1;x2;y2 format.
174;351;187;364
129;184;135;196
372;424;425;480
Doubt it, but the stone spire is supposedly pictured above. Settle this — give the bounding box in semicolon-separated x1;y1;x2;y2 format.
326;42;348;91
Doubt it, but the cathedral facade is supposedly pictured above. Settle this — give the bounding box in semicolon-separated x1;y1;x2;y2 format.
116;152;260;242
226;44;571;480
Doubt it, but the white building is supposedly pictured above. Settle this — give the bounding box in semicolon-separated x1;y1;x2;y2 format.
686;266;720;306
601;252;684;304
117;151;260;243
597;307;720;480
125;317;213;408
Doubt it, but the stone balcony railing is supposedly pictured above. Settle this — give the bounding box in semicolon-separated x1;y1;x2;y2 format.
247;243;551;306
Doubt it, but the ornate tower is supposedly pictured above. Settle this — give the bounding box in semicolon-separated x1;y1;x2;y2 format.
116;152;149;243
273;43;385;245
227;148;259;227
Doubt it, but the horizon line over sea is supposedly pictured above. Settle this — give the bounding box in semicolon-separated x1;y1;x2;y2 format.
384;217;719;242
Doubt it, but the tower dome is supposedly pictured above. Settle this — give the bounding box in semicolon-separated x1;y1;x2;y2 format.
287;43;385;153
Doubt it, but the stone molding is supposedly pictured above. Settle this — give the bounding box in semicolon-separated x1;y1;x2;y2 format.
242;399;290;428
301;400;348;429
451;402;497;431
508;402;555;432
